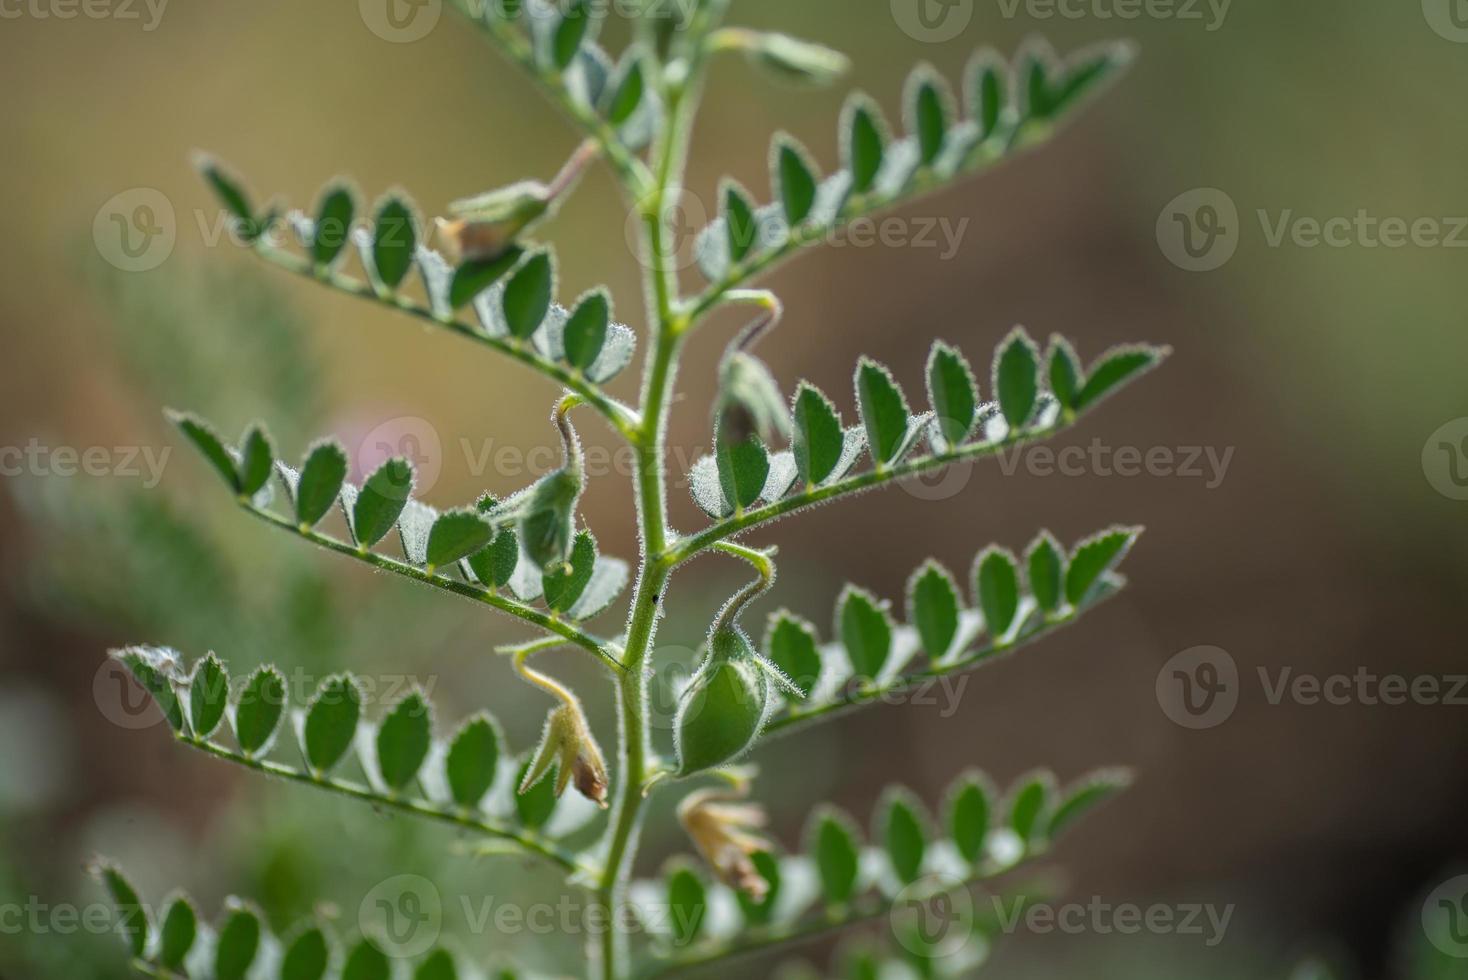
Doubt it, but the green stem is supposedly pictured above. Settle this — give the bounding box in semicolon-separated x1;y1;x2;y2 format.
664;423;1072;565
182;735;592;875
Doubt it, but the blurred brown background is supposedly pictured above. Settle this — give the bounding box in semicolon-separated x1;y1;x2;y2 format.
2;1;1466;977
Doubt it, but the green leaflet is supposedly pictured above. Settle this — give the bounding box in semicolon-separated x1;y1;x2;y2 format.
114;646;184;731
543;530;597;611
881;790;928;884
426;509;495;570
605;53;645;126
838;586;892;681
1008;771;1055;844
189;653;228;738
1075;345;1165;412
415;949;458;980
948;773;993;865
296;440;348;528
304;674;361;773
446;714;501;809
551;0;593;70
715;431;770;512
855;358;910;467
974;547;1021;640
215;902;262;980
449;246;523;309
157;895;197;970
563;290;611;372
1026;531;1065;614
906;65;952;165
1049;770;1130;840
811;807;861;904
281;926;331;980
907;560;960;661
312;183;356;268
1048;336;1082;414
342;939;392;980
842;94;888;195
791;382;844;487
666;862;707;947
966;49;1007;138
196;155;266;240
169;410;239;492
723;180;759;265
377;691;433;790
763;611;822;698
926;341;978;451
742;32;850;87
353;457;414;548
773;135;818;227
372;196;417;291
1065;526;1140;606
98;864;148;957
994;327;1040;431
235;666;286;756
514;756;558;828
502;250;555;340
238;424;274;496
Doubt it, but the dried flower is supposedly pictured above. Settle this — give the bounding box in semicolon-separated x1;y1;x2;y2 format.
677;782;771;900
520;701;609;808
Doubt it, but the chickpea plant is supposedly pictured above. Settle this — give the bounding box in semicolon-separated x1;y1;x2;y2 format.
99;2;1165;978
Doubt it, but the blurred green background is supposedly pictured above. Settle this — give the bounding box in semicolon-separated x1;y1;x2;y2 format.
3;0;1467;977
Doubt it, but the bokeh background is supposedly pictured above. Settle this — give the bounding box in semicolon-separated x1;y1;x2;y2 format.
2;0;1467;977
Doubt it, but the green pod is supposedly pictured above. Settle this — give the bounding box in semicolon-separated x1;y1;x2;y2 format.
676;627;771;775
519;467;581;573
